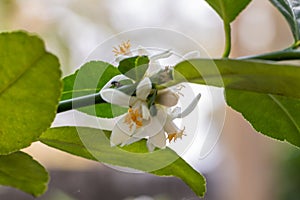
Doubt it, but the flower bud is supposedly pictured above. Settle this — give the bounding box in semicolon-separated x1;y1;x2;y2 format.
155;89;179;107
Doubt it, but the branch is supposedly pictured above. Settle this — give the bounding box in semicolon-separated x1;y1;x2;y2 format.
237;49;300;61
57;93;105;113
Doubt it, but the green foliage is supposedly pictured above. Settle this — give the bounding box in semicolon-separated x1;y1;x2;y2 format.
61;61;126;117
39;127;206;197
226;90;300;147
0;31;61;155
0;151;49;197
204;0;251;57
174;59;300;147
2;0;300;197
118;56;150;81
205;0;252;23
270;0;300;43
278;147;300;200
61;61;119;100
174;59;300;99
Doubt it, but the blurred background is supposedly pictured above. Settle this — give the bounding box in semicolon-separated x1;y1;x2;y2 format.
0;0;299;199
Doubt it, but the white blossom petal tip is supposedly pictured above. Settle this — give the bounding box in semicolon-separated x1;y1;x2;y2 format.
100;89;131;107
110;126;131;146
172;93;201;119
150;49;172;61
156;89;179;107
182;51;201;60
136;77;152;100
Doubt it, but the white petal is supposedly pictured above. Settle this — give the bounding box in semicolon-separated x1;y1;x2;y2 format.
121;136;142;147
116;114;136;136
146;142;155;152
137;45;148;55
182;51;200;60
133;108;167;138
100;89;131;107
148;130;166;150
173;93;201;119
164;118;180;134
141;103;150;120
136;77;152;100
115;55;130;63
168;107;181;119
156;89;179;107
147;61;162;76
101;75;126;90
150;49;172;61
110;126;131;146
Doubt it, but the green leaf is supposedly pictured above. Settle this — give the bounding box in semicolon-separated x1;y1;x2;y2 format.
174;58;300;148
238;48;300;61
270;0;300;42
226;90;300;147
40;127;206;197
61;61;120;100
118;56;149;81
0;31;62;154
61;61;125;118
0;151;49;197
205;0;251;23
174;59;300;99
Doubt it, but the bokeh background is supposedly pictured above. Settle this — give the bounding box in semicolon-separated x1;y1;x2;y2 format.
0;0;299;199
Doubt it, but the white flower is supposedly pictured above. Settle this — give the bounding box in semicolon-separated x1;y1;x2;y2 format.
127;93;201;151
100;76;201;151
100;77;153;145
102;41;201;151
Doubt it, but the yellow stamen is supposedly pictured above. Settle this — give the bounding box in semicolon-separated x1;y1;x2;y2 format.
167;127;186;142
112;40;131;56
124;107;143;131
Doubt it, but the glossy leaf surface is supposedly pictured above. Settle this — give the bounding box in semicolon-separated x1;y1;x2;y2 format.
40;127;206;197
270;0;300;42
205;0;251;23
0;31;61;154
0;151;49;197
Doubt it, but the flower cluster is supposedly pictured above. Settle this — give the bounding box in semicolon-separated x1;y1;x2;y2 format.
100;42;201;151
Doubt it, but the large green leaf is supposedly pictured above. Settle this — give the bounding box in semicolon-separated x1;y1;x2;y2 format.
39;127;206;197
270;0;300;42
61;61;126;117
0;31;61;154
226;90;300;147
174;58;300;147
118;56;149;81
174;59;300;99
205;0;252;23
0;151;49;197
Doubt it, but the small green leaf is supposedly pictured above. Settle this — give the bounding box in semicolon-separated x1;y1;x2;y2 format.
270;0;300;42
226;90;300;147
61;61;125;118
0;151;49;197
174;59;300;99
0;31;62;154
40;127;206;197
205;0;252;23
118;56;149;81
61;61;120;100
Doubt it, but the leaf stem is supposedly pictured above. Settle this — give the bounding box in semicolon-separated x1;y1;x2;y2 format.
222;22;231;58
291;40;300;49
237;48;300;61
57;93;105;113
